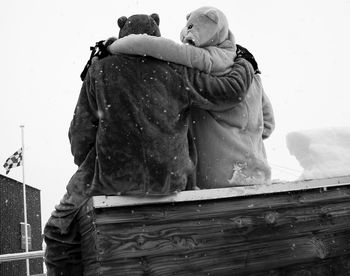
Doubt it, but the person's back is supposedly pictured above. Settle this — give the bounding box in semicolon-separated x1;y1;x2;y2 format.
45;19;255;273
191;74;275;188
72;55;193;195
69;54;254;196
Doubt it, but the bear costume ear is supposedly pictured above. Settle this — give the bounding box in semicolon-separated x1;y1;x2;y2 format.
118;16;128;29
205;9;219;23
150;13;160;26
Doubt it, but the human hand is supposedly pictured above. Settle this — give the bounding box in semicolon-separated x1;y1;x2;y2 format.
104;37;117;53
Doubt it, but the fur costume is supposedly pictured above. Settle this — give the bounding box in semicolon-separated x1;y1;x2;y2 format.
44;12;255;275
192;74;275;188
107;8;275;188
108;6;236;75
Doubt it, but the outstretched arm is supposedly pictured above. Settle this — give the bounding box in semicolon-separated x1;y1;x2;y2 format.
108;34;192;66
108;34;232;73
185;57;254;108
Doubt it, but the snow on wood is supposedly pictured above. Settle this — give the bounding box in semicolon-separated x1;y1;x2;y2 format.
92;175;350;208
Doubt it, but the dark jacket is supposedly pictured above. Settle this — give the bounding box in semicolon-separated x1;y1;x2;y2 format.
68;54;254;196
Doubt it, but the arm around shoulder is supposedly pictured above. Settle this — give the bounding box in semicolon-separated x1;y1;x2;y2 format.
185;58;254;107
108;34;194;66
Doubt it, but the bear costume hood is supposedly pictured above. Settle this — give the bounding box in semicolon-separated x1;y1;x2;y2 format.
118;13;161;38
180;6;235;48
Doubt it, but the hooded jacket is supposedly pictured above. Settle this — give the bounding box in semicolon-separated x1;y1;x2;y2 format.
108;33;235;76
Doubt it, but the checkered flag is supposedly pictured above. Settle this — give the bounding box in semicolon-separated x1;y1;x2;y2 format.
3;148;23;174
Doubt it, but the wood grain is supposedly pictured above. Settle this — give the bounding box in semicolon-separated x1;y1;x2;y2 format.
92;175;350;208
80;182;350;275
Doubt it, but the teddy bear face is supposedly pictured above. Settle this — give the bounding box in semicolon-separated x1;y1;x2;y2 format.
118;13;161;39
180;6;229;48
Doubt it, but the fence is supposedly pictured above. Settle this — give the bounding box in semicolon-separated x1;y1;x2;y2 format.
0;250;45;276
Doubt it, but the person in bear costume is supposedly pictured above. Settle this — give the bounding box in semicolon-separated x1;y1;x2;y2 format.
108;6;275;188
44;13;254;275
80;13;161;81
108;6;235;75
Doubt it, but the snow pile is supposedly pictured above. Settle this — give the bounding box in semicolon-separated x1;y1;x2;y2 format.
286;127;350;180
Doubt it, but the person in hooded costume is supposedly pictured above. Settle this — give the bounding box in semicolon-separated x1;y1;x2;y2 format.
44;13;255;276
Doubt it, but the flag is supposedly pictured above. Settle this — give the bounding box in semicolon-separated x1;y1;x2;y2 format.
3;148;23;174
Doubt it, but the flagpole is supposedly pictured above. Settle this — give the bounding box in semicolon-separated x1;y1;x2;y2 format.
20;125;30;276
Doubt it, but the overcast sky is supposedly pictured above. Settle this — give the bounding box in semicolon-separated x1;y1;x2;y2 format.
1;0;350;228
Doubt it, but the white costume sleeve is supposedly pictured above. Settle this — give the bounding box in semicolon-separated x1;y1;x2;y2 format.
108;34;235;74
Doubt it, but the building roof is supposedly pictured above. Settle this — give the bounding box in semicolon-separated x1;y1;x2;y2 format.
0;174;41;192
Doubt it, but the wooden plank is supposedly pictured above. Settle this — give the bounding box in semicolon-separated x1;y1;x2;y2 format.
92;175;350;208
80;184;350;275
251;255;350;276
85;232;350;276
92;191;350;258
92;188;350;226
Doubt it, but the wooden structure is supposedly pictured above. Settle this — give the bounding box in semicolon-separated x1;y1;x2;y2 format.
79;175;350;275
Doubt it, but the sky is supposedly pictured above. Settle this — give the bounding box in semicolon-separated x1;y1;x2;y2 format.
1;0;350;230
